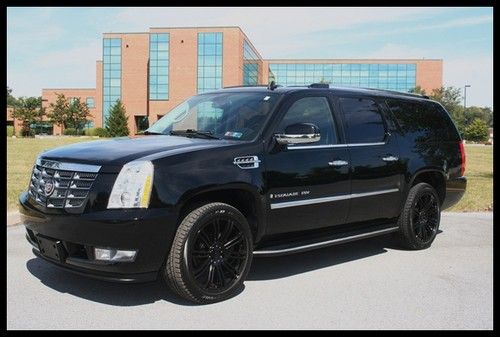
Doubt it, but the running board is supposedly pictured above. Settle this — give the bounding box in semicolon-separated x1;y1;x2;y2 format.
253;225;399;257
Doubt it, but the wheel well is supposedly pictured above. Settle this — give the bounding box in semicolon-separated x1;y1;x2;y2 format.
411;171;446;205
179;189;260;240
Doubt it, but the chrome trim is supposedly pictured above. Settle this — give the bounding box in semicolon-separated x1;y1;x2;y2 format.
253;226;400;255
287;142;385;150
233;156;261;169
382;155;399;162
328;160;349;167
270;188;399;209
36;158;101;173
275;132;321;145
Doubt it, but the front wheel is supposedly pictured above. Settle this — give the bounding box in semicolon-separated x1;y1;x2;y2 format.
398;183;441;250
163;202;253;304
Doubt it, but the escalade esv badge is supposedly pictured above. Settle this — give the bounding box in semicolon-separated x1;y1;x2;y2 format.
19;84;466;304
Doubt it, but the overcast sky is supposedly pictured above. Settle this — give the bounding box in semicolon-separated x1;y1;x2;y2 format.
7;7;493;107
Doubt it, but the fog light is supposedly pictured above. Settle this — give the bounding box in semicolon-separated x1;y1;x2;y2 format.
94;247;137;262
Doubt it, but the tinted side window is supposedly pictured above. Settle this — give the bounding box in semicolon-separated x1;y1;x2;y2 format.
340;97;386;143
277;97;338;145
385;99;459;141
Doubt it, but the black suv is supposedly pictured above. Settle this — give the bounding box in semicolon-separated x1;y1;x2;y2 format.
20;84;467;303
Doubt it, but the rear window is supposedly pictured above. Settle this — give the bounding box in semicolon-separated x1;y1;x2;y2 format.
385;99;460;141
339;97;386;144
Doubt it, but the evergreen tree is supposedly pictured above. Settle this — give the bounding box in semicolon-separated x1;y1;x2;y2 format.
106;100;130;137
464;118;489;142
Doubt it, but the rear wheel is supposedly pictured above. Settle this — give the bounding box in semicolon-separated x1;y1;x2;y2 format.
398;183;441;250
163;202;253;304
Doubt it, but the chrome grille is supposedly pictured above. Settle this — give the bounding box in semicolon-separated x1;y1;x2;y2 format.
28;159;101;210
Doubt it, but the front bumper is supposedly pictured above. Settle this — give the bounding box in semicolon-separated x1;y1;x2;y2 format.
442;176;467;210
19;191;178;283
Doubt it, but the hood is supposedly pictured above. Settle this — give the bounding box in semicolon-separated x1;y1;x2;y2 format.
40;135;236;170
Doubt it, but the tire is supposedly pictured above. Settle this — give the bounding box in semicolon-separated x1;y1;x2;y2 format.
163;202;253;304
398;183;441;250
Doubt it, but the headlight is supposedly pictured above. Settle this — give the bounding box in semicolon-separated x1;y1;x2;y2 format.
107;161;154;209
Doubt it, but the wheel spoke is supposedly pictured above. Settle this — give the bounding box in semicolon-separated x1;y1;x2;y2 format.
224;233;243;250
216;264;226;287
198;230;212;247
213;219;221;242
221;261;239;279
193;258;211;279
220;220;234;243
205;264;215;288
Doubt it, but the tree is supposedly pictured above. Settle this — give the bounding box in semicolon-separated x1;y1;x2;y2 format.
7;86;18;107
409;85;427;96
464;118;489;142
67;98;91;134
105;100;130;137
47;93;70;132
11;96;45;137
464;106;493;128
426;86;465;136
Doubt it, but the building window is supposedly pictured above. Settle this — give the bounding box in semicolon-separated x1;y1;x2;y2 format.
86;97;95;108
197;32;223;93
243;40;261;85
135;116;150;133
149;33;169;100
268;63;417;93
103;38;122;124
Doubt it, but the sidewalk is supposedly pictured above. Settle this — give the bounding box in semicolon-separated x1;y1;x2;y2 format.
7;212;21;227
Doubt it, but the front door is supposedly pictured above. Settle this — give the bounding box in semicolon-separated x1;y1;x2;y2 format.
264;93;351;235
338;96;404;223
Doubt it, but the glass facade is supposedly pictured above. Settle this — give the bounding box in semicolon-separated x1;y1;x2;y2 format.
269;63;417;92
103;38;122;123
149;33;170;100
197;32;223;93
243;40;260;85
86;97;95;108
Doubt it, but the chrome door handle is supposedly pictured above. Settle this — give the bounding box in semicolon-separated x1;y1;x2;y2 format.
329;160;349;167
382;155;399;162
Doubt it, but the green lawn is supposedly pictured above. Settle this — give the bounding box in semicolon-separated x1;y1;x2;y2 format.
6;138;493;213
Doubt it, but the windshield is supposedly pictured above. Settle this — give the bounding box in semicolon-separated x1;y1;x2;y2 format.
146;92;280;141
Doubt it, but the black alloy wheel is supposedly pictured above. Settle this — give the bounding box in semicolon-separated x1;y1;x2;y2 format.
398;182;441;250
164;202;253;304
188;215;248;294
411;191;439;244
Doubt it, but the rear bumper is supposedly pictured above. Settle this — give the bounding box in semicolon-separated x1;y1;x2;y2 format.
19;191;178;283
442;176;467;210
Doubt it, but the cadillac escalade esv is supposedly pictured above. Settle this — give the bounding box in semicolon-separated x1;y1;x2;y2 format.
20;84;467;303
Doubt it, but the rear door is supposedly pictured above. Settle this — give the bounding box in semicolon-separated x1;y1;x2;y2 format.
338;96;404;223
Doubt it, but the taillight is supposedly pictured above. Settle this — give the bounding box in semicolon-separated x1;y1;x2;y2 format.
459;141;466;176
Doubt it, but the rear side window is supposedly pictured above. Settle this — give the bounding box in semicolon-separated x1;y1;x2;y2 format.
385;99;459;141
339;97;386;144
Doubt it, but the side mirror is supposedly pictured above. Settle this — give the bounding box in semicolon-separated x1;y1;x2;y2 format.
275;123;321;145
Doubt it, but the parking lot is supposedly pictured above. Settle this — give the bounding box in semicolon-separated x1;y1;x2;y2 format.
7;212;492;330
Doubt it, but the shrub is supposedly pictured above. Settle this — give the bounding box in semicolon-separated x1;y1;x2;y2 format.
464;118;489;142
63;128;77;136
93;127;110;137
7;125;14;137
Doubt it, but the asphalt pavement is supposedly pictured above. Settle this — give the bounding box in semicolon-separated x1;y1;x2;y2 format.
7;212;493;330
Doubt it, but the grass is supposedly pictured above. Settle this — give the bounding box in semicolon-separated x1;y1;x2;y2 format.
7;137;103;212
6;138;493;212
447;145;493;212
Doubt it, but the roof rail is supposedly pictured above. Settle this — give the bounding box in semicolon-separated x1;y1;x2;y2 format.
222;85;269;89
308;83;330;88
356;86;430;99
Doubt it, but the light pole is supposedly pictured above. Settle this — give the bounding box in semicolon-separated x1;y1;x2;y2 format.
464;84;471;113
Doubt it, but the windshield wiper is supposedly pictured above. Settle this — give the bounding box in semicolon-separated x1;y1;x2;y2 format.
143;130;165;135
170;129;220;140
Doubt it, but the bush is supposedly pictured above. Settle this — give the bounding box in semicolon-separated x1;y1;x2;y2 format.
63;128;77;136
94;127;110;137
464;118;489;142
7;125;14;137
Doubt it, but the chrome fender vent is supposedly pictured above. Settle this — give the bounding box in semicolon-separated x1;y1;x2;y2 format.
233;156;261;169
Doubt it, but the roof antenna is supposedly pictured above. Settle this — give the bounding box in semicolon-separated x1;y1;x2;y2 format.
268;81;278;91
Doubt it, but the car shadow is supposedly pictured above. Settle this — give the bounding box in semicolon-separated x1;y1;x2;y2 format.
25;230;443;306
